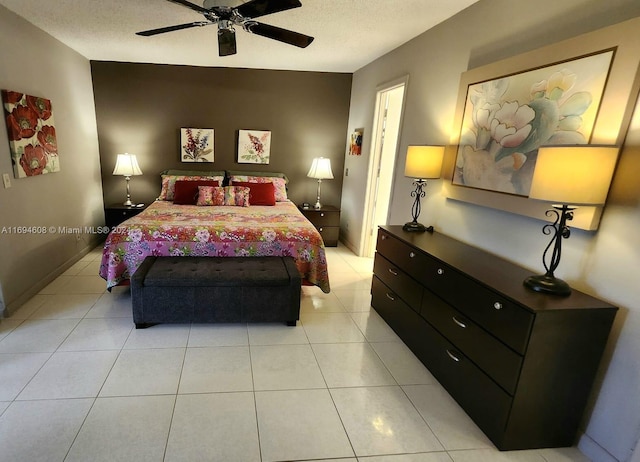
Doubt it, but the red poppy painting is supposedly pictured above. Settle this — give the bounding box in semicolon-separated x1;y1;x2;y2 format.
2;89;60;178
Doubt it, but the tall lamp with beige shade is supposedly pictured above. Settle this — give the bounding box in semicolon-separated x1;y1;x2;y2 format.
403;145;445;232
524;145;619;296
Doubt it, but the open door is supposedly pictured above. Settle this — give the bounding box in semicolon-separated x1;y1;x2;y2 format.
361;78;407;257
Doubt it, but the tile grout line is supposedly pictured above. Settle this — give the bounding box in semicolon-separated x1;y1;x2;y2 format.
353;271;453;456
246;322;266;462
161;326;189;462
64;304;132;461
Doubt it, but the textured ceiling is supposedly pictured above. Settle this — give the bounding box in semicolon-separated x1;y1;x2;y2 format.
0;0;479;72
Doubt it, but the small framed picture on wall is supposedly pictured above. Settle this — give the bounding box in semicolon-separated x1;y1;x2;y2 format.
349;129;363;156
181;128;214;162
238;129;271;164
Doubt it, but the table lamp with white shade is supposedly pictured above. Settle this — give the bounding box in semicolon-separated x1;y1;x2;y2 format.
307;157;334;209
113;153;143;206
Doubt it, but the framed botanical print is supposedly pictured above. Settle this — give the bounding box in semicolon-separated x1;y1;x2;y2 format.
181;128;214;162
237;129;271;164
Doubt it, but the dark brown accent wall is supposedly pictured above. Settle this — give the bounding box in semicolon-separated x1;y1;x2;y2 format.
91;61;352;207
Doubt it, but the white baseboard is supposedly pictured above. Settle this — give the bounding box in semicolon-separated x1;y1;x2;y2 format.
2;239;101;318
338;234;359;256
579;432;620;462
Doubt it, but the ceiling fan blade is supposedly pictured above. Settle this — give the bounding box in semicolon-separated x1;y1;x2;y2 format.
165;0;209;14
245;22;314;48
136;21;211;37
218;28;237;56
236;0;301;19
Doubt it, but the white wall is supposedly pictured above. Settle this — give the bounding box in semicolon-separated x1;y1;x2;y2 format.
343;0;640;460
0;6;104;314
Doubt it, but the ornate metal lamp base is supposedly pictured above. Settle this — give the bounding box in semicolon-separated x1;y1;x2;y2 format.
403;221;426;232
524;204;575;297
402;221;434;233
523;274;571;296
403;179;435;233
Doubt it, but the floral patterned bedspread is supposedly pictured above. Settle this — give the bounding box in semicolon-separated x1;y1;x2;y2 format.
99;200;330;293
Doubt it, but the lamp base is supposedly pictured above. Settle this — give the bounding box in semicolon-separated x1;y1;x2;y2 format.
402;221;433;233
523;274;571;296
123;199;133;207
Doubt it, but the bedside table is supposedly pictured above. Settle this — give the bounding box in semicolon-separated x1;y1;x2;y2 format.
299;205;340;247
105;204;147;228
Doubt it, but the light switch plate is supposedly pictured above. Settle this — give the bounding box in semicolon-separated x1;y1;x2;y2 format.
2;173;11;189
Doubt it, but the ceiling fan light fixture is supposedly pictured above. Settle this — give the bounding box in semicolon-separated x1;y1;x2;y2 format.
136;0;313;56
218;19;235;30
217;27;237;56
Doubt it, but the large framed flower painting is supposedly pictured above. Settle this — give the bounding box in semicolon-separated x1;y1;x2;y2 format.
2;90;60;178
445;19;640;231
452;49;613;196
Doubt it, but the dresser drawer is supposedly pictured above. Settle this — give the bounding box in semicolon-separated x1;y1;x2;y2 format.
418;314;513;443
105;205;147;229
373;274;511;442
423;263;533;355
421;288;523;394
317;226;339;247
373;253;422;311
377;230;441;277
302;210;340;226
371;276;433;354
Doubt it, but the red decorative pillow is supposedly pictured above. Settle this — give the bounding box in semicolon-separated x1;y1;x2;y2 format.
173;180;219;205
232;181;276;206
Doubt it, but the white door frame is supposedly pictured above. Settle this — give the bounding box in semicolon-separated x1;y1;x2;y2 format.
359;75;409;257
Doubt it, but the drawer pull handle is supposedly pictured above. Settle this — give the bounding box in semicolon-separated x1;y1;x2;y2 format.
409;252;416;258
437;268;444;275
494;302;503;310
319;227;324;232
381;235;387;240
452;316;467;328
386;293;396;301
320;213;325;217
446;349;461;362
388;268;399;276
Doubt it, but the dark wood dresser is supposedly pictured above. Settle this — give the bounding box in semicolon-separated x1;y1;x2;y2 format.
371;225;617;450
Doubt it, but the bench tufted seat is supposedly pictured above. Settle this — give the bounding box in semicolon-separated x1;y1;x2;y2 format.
131;256;301;328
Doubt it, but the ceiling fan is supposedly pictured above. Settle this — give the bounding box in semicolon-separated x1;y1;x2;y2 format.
136;0;314;57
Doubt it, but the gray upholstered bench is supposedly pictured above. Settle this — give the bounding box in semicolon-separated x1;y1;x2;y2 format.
131;256;301;328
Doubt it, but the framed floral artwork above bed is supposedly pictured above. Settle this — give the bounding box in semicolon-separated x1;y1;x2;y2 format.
238;129;271;164
452;49;614;197
181;128;214;162
2;90;60;178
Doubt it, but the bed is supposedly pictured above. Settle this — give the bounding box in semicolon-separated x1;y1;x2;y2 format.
99;173;330;293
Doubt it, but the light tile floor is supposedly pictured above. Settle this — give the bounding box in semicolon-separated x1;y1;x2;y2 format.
0;244;592;462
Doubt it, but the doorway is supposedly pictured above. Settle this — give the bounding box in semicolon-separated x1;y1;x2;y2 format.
361;77;407;257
